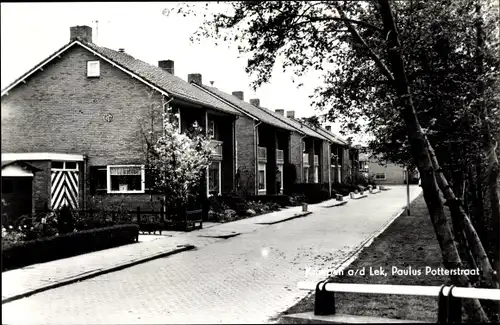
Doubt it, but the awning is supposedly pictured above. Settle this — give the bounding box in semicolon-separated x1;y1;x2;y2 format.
2;164;34;177
1;160;42;177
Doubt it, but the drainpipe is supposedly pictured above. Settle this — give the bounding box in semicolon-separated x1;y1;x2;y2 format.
161;96;175;211
328;142;332;197
234;116;239;190
254;121;262;195
300;135;307;182
83;155;88;210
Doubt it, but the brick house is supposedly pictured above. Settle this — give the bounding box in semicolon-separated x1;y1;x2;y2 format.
361;152;418;185
191;84;298;195
1;25;242;216
191;81;348;195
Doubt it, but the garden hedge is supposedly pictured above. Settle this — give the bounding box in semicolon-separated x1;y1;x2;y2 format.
247;195;294;207
2;224;139;272
291;183;331;204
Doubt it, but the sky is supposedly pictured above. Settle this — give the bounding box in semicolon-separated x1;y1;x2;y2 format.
1;2;367;144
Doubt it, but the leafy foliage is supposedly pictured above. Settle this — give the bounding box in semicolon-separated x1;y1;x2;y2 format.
145;113;212;210
169;0;500;321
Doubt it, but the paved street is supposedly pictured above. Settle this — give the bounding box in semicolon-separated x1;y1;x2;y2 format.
2;186;421;324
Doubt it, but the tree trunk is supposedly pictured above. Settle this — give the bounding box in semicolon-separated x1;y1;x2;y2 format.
376;0;490;321
475;0;500;288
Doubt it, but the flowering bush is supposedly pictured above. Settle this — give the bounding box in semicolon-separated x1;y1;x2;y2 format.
2;227;25;250
146;113;212;213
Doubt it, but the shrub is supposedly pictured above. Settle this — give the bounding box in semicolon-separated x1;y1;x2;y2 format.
247;195;293;207
292;183;331;204
209;194;248;215
2;224;139;271
246;201;281;214
55;205;76;234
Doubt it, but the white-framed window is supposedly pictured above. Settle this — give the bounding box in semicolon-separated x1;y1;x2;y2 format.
258;163;266;192
107;165;145;193
375;173;386;180
277;164;284;192
87;60;100;77
208;120;215;139
51;161;79;171
314;166;319;183
303;166;310;183
208;161;221;195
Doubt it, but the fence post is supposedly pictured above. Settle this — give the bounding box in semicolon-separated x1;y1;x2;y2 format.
314;280;336;316
447;286;462;323
437;285;448;324
136;207;140;224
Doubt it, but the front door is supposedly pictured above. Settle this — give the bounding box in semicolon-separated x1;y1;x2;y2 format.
51;161;79;210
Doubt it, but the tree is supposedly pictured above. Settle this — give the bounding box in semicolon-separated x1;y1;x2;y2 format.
299;115;322;129
168;0;500;321
144;112;212;216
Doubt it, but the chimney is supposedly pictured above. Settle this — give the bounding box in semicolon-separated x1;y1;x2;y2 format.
275;109;285;116
118;48;125;53
286;111;295;119
250;98;260;107
232;91;244;101
325;125;332;132
70;26;93;43
188;73;202;85
159;60;175;75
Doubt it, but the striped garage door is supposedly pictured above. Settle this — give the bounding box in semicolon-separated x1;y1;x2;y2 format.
51;170;79;210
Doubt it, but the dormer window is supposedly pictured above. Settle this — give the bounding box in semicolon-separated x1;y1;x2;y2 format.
87;60;100;77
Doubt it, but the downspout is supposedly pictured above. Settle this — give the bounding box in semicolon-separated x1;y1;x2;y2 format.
254;121;262;195
234;116;239;190
328;142;332;197
83;155;88;210
299;135;307;182
161;95;175;213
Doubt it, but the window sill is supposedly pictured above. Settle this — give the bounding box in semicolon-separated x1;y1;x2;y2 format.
107;190;146;194
258;189;267;195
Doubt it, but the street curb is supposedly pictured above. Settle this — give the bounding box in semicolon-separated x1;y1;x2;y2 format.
2;244;195;305
323;201;348;208
311;192;422;283
256;211;313;225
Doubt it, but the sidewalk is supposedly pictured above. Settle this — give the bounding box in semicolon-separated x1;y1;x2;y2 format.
1;188;405;304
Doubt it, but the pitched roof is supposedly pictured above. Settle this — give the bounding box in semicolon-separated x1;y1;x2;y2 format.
84;43;241;115
2;40;241;116
195;84;296;132
196;84;333;142
276;115;329;140
302;123;348;146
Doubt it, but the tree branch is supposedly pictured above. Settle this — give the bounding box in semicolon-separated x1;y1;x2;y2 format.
334;5;395;83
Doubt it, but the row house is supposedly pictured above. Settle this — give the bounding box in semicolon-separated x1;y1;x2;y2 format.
1;25;241;214
1;25;355;219
192;84;296;196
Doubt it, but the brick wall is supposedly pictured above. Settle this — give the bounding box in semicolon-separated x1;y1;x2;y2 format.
235;116;256;195
1;45;164;162
368;160;406;184
25;161;51;211
289;132;303;182
322;141;330;184
1;45;165;209
341;148;351;183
